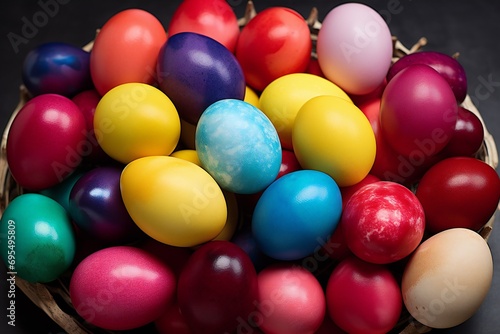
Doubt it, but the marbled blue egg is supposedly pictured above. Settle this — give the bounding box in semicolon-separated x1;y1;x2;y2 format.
22;42;92;97
157;32;245;125
196;99;282;194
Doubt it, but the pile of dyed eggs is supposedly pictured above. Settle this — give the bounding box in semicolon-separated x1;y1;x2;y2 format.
1;0;500;333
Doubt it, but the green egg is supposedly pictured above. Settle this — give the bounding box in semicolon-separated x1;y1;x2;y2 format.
0;193;75;283
40;170;84;212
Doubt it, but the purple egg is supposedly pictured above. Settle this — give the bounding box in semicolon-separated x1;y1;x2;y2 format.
156;32;245;125
22;42;93;97
69;166;141;243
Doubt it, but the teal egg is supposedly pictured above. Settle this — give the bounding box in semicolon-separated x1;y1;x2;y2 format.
0;193;76;282
40;170;84;212
196;99;282;194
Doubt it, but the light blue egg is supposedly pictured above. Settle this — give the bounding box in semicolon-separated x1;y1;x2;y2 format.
252;170;342;260
196;99;282;194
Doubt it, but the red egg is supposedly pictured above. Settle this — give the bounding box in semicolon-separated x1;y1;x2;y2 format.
177;240;258;334
416;157;500;233
342;181;425;264
380;64;458;157
322;221;352;261
340;173;380;209
139;237;192;278
70;246;176;330
255;263;326;334
440;106;485;158
71;89;112;163
235;7;312;91
7;94;87;190
361;97;438;185
90;9;167;95
155;303;192;334
278;149;302;178
326;256;402;334
167;0;239;52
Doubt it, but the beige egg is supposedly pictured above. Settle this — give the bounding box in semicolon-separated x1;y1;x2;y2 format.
402;228;493;328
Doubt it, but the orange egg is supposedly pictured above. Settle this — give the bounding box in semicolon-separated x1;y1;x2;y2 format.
90;9;167;95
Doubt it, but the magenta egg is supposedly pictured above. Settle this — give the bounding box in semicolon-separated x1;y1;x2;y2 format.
7;94;87;190
70;246;176;330
380;64;458;157
68;166;141;243
387;51;468;103
177;240;258;334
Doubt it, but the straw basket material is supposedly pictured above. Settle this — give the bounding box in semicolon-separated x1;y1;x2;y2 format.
1;2;499;333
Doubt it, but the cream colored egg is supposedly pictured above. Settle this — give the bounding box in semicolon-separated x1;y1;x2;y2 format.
402;228;493;329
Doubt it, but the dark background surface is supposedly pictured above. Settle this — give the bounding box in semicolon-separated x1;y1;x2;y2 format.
0;0;499;333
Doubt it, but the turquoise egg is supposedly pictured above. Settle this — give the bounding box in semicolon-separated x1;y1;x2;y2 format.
195;99;282;194
0;193;76;282
252;170;342;260
40;170;84;212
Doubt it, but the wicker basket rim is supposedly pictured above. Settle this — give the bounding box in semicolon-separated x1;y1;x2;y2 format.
0;3;499;333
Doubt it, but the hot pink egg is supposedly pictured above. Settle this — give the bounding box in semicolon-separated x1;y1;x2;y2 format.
70;246;176;331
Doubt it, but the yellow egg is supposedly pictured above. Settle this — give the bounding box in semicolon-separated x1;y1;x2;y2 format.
259;73;352;149
94;83;180;164
120;156;227;247
171;149;201;166
244;86;260;108
402;228;493;329
292;95;375;187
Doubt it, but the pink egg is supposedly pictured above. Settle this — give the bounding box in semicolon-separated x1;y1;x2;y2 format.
7;94;87;190
255;263;325;334
70;246;176;331
317;3;393;95
380;64;458;157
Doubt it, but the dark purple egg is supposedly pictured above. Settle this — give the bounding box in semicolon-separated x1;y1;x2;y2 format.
156;32;245;125
177;240;258;334
22;42;93;97
68;166;141;243
387;51;467;103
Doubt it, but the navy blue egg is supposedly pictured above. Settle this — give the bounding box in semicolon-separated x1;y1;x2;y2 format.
68;166;142;243
156;32;245;125
252;170;343;261
22;42;92;97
